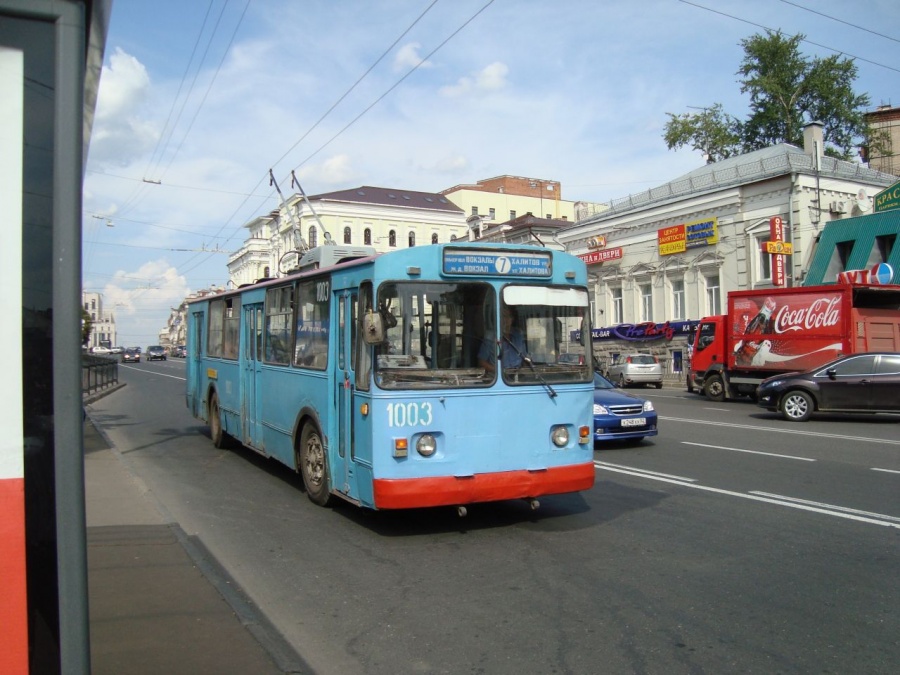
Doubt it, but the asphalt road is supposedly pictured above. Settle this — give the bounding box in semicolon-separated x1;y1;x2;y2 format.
88;359;900;674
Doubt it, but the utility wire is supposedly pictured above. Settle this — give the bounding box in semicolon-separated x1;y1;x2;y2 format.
289;0;498;174
778;0;900;44
678;0;900;74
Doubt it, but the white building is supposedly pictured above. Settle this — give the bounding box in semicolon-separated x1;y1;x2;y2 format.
558;122;898;375
82;291;117;349
227;186;466;287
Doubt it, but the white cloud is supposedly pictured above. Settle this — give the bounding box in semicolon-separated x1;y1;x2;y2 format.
88;48;158;166
431;155;470;173
296;154;357;187
393;42;433;72
440;61;509;97
102;260;192;347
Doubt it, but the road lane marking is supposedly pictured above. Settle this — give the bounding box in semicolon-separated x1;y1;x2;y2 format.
594;463;900;528
682;441;815;462
872;467;900;475
594;461;696;482
660;416;900;445
119;364;186;381
750;492;900;524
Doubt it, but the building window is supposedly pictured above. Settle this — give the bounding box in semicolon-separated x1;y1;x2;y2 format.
471;206;478;216
866;234;896;268
823;240;854;280
343;226;352;244
308;226;317;248
640;284;653;322
389;230;396;247
510;210;516;219
705;274;721;315
671;279;685;320
755;235;772;280
489;207;495;220
431;233;438;244
408;231;415;247
611;287;624;324
364;228;372;245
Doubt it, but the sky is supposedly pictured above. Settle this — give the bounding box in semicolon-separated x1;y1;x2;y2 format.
82;0;900;347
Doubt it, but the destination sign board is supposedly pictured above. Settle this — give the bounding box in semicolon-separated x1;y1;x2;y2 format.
443;249;552;277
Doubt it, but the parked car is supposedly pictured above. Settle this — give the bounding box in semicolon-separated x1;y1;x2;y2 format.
121;348;141;363
90;345;111;355
592;372;658;445
146;345;167;361
605;353;663;389
109;346;124;354
757;352;900;422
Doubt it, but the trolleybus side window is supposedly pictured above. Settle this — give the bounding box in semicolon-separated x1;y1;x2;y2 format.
265;284;293;365
294;278;330;369
208;298;224;358
222;296;241;360
356;282;373;391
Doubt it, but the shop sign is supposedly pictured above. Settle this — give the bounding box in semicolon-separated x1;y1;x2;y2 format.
586;320;699;342
658;217;718;256
578;247;622;264
874;181;900;213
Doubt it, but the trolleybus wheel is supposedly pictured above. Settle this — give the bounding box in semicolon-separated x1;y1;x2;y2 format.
299;424;332;506
209;393;226;448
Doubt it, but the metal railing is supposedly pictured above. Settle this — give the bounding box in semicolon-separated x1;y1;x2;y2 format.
82;353;118;396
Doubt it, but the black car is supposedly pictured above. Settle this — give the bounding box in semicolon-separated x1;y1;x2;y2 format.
146;345;167;361
121;348;141;363
756;352;900;422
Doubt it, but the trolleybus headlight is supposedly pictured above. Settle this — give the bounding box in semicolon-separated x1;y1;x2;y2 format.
550;426;569;447
416;434;437;457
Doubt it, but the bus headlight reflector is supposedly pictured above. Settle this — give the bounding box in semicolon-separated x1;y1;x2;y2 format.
551;426;569;447
416;434;437;457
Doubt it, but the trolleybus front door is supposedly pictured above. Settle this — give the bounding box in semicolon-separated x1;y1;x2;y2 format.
335;289;358;498
242;303;264;448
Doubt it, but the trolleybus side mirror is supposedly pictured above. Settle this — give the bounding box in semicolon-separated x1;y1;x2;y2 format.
363;311;385;344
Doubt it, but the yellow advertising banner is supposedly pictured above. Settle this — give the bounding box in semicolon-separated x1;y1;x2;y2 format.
764;241;793;255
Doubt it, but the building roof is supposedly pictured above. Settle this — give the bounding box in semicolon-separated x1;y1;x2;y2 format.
307;186;463;213
574;143;898;226
803;209;900;285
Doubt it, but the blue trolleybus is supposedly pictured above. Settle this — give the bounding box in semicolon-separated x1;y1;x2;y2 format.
186;242;595;511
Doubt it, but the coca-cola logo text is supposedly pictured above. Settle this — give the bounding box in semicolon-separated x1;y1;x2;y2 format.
773;296;841;333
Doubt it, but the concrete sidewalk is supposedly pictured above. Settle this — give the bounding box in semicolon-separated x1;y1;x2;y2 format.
84;416;305;674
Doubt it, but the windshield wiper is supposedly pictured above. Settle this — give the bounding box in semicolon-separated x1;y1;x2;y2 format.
503;337;557;398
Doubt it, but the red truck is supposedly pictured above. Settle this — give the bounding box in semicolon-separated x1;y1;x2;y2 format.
688;282;900;402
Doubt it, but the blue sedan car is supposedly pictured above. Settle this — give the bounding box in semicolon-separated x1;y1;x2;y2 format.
593;372;658;446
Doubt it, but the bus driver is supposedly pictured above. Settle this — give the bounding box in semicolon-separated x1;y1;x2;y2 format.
479;306;527;372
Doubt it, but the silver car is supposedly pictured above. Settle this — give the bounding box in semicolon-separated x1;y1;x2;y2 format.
605;353;663;389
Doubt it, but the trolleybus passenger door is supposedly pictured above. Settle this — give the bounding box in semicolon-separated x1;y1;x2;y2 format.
242;303;264;448
335;290;358;497
189;311;204;418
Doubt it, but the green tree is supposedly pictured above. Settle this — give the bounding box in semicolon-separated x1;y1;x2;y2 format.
663;104;742;163
81;307;93;346
664;31;886;162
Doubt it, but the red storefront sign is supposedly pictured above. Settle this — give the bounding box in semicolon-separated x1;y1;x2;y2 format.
769;216;785;286
578;247;623;264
